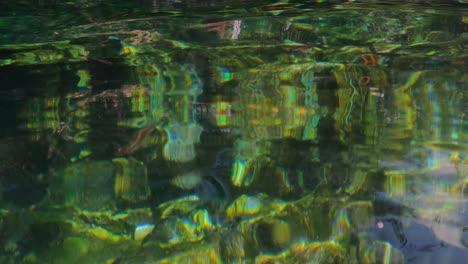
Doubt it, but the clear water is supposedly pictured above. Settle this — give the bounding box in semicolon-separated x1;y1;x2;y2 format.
0;1;467;263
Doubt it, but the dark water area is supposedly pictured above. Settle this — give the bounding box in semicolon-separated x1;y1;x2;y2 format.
0;0;467;263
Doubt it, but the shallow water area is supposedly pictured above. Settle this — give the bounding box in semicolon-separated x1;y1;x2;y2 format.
0;0;467;263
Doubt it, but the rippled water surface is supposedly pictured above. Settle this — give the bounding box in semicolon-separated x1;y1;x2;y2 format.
0;1;467;263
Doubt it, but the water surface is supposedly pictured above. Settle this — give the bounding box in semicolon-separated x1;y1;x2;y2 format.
0;1;467;263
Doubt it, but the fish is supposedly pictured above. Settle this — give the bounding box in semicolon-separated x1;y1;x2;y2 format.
116;116;168;156
116;126;155;156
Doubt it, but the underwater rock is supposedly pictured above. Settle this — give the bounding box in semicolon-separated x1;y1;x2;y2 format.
84;226;128;243
153;216;205;248
255;254;287;264
156;246;221;264
253;218;292;253
359;240;405;264
53;236;91;264
158;195;201;220
461;227;468;248
359;211;468;264
76;207;153;236
134;223;155;241
290;240;346;264
219;228;246;263
225;194;286;220
52;160;116;210
113;157;150;203
332;201;374;243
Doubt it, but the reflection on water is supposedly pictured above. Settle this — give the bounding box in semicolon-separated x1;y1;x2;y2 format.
0;0;467;263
